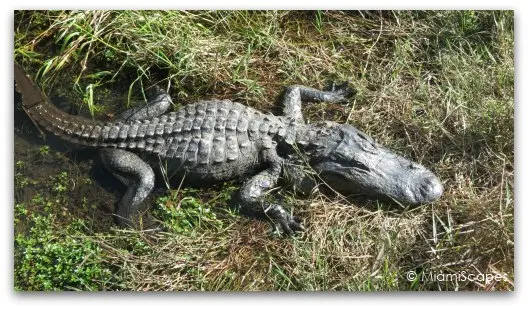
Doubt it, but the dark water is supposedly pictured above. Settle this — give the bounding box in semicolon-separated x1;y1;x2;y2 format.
14;90;121;233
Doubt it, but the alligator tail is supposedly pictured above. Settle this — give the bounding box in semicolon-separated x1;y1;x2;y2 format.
15;63;109;146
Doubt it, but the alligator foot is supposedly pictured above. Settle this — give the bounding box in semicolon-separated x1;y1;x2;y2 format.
264;203;305;236
114;85;173;122
99;148;156;227
280;82;357;123
323;81;357;102
235;147;304;236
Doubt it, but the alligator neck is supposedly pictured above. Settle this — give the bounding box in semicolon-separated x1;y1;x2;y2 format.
273;119;335;157
289;121;339;154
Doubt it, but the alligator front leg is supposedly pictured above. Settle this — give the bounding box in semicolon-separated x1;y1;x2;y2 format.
282;161;318;196
236;148;304;235
100;148;155;227
280;82;356;123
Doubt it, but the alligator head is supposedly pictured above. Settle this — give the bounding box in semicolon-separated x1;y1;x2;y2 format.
305;122;443;205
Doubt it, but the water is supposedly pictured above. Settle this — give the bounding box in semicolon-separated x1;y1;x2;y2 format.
14;89;120;233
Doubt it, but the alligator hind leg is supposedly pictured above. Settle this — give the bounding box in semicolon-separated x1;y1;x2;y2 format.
99;148;155;227
115;86;173;122
99;87;172;227
236;148;304;235
280;82;356;123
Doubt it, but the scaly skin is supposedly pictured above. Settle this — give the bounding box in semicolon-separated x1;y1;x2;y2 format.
14;63;443;234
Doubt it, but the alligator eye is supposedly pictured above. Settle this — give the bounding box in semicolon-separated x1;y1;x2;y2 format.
352;131;378;152
357;131;370;141
358;139;377;153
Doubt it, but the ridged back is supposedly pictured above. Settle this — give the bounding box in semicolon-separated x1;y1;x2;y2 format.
33;98;289;166
132;100;287;166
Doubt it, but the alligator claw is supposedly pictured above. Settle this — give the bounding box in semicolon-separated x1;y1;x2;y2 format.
264;204;304;236
276;216;305;236
324;81;357;102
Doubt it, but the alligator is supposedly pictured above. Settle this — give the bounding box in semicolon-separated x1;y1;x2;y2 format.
14;63;443;234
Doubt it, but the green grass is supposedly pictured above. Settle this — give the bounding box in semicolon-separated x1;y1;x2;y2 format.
14;210;116;291
14;10;514;291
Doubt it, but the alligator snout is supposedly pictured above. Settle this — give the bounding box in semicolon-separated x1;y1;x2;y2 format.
383;162;443;206
405;171;443;205
417;174;443;203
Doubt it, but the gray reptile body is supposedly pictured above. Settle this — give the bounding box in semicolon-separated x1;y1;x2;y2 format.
15;64;443;234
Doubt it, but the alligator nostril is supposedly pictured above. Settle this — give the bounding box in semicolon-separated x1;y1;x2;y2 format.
419;176;443;202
